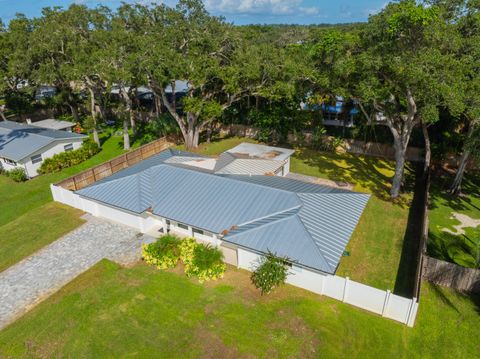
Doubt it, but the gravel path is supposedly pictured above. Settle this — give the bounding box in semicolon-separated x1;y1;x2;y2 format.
0;215;155;330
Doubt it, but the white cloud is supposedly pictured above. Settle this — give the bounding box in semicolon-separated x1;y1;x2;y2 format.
205;0;320;17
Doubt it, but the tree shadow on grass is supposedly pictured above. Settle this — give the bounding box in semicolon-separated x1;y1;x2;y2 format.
430;283;461;314
294;148;414;208
99;131;112;147
429;169;480;213
394;164;425;297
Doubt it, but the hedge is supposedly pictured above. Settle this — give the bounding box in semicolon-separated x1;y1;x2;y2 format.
142;234;181;269
38;139;100;174
1;167;28;182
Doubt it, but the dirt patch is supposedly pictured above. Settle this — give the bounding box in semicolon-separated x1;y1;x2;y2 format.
442;212;480;236
193;329;251;359
268;308;320;359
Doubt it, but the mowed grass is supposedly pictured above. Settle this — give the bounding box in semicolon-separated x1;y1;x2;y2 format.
0;132;126;228
182;138;415;291
428;171;480;268
0;131;129;272
0;202;84;272
291;148;415;292
0;260;478;358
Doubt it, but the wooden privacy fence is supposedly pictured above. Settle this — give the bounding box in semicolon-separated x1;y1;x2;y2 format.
219;124;424;162
423;256;480;293
56;137;172;191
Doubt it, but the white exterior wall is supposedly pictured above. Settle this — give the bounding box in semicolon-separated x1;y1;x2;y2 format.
51;184;419;327
283;157;291;176
0;158;23;173
22;140;83;177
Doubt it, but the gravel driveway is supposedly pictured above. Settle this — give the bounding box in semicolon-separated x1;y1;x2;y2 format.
0;215;154;330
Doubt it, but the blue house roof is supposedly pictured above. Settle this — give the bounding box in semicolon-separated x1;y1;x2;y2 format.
77;149;370;274
0;121;86;161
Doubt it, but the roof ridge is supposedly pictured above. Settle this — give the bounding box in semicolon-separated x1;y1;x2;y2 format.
233;204;302;229
291;213;334;272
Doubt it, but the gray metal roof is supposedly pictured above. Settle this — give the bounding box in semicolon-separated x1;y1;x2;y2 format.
76;149;370;274
0;121;86;161
226;142;295;161
29;119;75;131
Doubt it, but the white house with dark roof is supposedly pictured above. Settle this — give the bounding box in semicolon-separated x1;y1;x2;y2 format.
0;121;87;177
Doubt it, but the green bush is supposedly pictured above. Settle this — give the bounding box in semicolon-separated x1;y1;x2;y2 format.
142;234;182;269
179;238;226;282
38;139;100;174
143;237;226;282
5;168;28;182
251;252;291;295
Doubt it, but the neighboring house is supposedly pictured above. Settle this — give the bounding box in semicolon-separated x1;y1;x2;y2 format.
301;96;359;128
27;118;75;132
34;85;57;101
53;146;370;281
0;121;87;177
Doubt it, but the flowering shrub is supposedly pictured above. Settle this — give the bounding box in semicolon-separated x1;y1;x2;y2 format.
141;235;181;269
251;252;291;295
144;236;226;282
180;238;225;283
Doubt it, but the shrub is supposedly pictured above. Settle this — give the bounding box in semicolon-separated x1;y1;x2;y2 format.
38;139;100;174
251;252;291;295
141;235;181;269
179;238;226;282
5;168;28;182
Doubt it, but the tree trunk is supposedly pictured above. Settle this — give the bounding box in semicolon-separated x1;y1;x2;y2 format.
450;150;470;196
68;103;80;123
123;117;130;150
154;93;162;116
0;107;6;121
422;121;431;177
89;88;100;147
449;123;476;195
130;108;136;135
391;140;408;198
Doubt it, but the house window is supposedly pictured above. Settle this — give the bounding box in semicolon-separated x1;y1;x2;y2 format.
193;228;204;236
177;223;189;231
64;143;74;152
31;154;42;164
1;157;16;166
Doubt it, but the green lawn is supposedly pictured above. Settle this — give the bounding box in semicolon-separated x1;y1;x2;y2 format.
0;131;127;228
0;202;84;272
0;260;477;358
0;131;130;273
428;172;480;268
181;138;415;292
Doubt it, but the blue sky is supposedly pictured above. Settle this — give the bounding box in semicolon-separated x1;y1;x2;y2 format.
0;0;389;25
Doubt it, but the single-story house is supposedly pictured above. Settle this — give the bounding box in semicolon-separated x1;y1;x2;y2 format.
27;118;75;132
0;120;87;177
54;147;370;279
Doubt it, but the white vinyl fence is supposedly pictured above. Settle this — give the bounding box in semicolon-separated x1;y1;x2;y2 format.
237;247;418;327
51;184;419;327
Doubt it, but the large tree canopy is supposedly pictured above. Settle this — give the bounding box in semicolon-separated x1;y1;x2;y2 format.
310;0;465;197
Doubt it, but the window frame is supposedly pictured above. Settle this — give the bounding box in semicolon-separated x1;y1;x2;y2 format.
64;143;74;152
31;154;43;164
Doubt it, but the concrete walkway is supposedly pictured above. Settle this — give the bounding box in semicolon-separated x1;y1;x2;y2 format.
0;215;154;330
